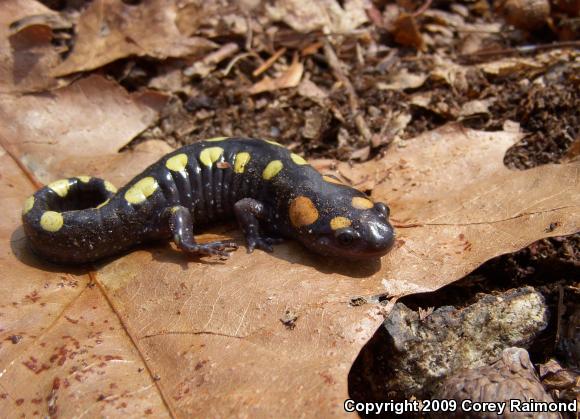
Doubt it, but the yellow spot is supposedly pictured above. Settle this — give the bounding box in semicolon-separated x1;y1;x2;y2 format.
124;177;159;204
200;147;224;167
262;160;283;180
23;196;34;215
166;153;188;172
264;139;283;147
48;179;70;198
289;196;319;228
352;196;374;209
330;216;352;230
104;181;117;193
322;175;344;185
234;152;251;173
290;153;308;165
40;211;63;232
169;205;181;214
205;136;229;142
96;199;110;209
77;176;91;183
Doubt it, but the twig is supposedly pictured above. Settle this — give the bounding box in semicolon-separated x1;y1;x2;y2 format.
183;43;239;77
223;51;261;76
244;13;253;51
252;47;287;77
459;40;580;63
412;0;433;17
323;40;372;143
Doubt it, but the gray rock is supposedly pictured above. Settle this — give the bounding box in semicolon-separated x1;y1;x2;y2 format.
382;286;549;396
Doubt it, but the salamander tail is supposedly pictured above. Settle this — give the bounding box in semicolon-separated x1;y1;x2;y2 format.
21;176;121;263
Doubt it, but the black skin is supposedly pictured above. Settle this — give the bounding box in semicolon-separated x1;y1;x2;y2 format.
22;137;395;264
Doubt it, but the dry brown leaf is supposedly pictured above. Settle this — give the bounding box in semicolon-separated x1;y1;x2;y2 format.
248;56;304;95
409;91;432;108
266;0;368;33
392;13;425;51
503;119;522;133
0;150;170;417
0;78;578;417
337;124;579;291
297;78;330;105
423;9;467;28
458;98;496;119
371;111;412;147
0;0;61;93
377;68;428;91
0;75;167;183
51;0;216;77
476;50;573;77
431;55;469;92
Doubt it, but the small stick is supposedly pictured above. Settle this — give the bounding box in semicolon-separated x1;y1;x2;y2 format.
459;40;580;63
223;52;260;76
412;0;433;17
252;47;287;77
244;14;253;51
184;43;239;77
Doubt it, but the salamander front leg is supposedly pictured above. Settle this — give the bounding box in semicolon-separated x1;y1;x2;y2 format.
164;206;238;258
234;198;283;253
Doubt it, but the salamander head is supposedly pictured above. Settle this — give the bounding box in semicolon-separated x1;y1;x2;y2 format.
288;192;395;260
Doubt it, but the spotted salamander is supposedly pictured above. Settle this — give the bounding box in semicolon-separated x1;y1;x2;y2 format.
22;137;395;263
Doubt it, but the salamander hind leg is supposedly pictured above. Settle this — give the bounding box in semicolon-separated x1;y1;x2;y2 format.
233;198;284;253
164;206;238;258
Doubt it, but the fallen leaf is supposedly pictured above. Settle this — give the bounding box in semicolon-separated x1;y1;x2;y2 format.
377;68;428;91
499;0;551;31
431;55;469;92
266;0;368;33
392;13;425;51
371;111;412;148
50;0;216;77
0;75;167;183
503;119;522;133
297;78;330;105
409;91;433;108
423;9;466;28
337;124;579;291
0;78;578;418
476;50;572;77
0;150;170;418
458;98;496;119
248;55;304;95
0;0;61;93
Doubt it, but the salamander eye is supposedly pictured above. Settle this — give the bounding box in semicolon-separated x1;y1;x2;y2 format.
375;202;390;218
336;230;357;247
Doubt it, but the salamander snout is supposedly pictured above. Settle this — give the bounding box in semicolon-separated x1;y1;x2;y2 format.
362;216;395;256
308;200;395;260
349;202;395;257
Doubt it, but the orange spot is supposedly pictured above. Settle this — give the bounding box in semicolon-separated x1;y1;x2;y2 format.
289;196;319;228
352;197;373;209
330;216;351;230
